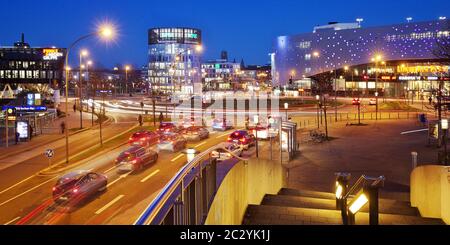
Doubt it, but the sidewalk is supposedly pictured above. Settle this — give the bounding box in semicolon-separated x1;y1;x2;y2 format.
0;101;97;161
285;119;440;201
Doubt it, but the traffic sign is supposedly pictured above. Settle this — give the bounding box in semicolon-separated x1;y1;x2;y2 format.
45;149;54;158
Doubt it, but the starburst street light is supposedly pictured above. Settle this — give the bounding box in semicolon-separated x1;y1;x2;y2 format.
63;22;117;164
406;17;413;23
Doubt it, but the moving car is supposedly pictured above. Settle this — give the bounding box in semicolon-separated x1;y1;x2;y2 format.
369;98;377;106
178;118;198;128
128;131;159;147
211;143;244;162
212;118;234;131
352;98;361;105
157;122;179;133
115;146;158;173
227;130;256;149
52;170;107;205
181;126;210;141
157;132;187;152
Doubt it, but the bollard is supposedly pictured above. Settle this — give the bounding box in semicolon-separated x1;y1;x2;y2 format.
411;152;418;170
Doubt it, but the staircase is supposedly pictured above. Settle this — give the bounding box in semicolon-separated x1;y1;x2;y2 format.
242;188;444;225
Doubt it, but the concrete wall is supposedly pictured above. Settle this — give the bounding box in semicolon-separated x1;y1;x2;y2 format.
410;165;450;224
205;158;287;225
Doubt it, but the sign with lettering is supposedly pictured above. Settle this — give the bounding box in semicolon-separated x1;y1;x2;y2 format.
43;48;63;60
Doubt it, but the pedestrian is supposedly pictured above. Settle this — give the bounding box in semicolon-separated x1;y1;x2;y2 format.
429;96;433;105
159;112;164;123
15;131;19;145
61;121;65;134
138;114;143;126
73;104;76;113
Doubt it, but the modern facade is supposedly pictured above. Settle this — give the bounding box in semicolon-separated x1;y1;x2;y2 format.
202;59;241;90
0;34;66;96
148;27;202;95
272;19;450;97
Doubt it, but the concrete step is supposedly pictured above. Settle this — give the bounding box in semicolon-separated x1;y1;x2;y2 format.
243;204;444;225
262;194;419;216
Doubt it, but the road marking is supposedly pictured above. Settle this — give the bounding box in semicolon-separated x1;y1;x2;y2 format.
171;154;184;162
106;173;130;188
140;169;161;183
195;142;207;148
94;195;125;215
0;176;58;207
216;132;230;139
104;166;117;174
0;175;35;195
4;216;21;225
401;129;429;135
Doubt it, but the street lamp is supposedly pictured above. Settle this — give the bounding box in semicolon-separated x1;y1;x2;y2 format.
63;23;116;163
79;49;89;129
254;115;259;158
284;102;289;120
125;65;131;95
406;17;413;23
442;119;448;165
356;18;364;27
375;92;379;121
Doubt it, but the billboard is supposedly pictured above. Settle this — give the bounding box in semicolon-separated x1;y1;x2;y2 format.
16;121;29;139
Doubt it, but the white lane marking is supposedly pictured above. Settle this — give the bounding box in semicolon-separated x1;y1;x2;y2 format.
195;142;207;148
4;216;21;225
106;173;130;188
104;166;117;174
216;132;230;139
140;169;161;183
0;175;35;195
0;176;58;207
401;129;429;135
94;195;125;215
171;154;184;162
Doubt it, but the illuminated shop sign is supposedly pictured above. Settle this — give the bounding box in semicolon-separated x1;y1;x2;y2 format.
397;65;449;73
2;106;47;112
43;48;63;60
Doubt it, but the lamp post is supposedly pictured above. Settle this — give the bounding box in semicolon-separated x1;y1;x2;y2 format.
79;49;88;129
268;117;275;160
316;95;320;128
62;23;115;164
375;92;379;121
284;102;289;120
254;115;259;158
125;65;130;95
442;119;448;165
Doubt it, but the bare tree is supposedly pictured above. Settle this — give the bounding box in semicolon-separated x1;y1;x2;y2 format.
311;71;334;95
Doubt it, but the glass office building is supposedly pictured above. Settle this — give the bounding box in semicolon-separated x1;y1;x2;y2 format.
272;19;450;97
148;27;202;95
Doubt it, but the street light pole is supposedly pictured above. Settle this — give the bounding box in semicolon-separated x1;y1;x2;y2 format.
375;92;379;121
284;102;289;121
254;115;259;158
442;119;448;165
316;95;320;128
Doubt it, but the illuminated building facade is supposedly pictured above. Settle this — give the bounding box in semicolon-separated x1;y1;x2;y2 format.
0;34;66;91
148;27;202;95
272;19;450;97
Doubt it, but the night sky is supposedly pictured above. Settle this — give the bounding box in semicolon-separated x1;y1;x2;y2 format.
1;0;449;68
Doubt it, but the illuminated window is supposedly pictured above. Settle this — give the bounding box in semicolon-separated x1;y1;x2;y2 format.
298;41;311;49
305;54;311;60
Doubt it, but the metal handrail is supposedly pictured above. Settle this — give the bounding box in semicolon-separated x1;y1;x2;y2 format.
343;175;385;200
134;143;250;225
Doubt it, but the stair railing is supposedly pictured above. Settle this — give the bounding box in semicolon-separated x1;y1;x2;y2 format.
335;173;385;225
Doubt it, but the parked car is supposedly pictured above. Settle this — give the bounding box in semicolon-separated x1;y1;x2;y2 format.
211;143;244;162
157;133;187;152
227;130;256;149
369;98;377;106
352;98;361;105
178;117;198;128
212;118;234;131
157;122;179;134
250;125;279;140
115;146;158;173
181;126;210;141
52;170;107;205
128;131;159;147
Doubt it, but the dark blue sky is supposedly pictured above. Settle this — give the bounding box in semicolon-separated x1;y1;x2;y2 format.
1;0;449;68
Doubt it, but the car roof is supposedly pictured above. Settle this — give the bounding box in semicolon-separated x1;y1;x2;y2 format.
124;146;145;153
59;170;90;181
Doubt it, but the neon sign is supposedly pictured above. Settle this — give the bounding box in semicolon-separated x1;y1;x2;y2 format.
43;49;63;60
397;65;449;73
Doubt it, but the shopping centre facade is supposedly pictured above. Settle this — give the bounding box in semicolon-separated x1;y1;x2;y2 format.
271;19;450;97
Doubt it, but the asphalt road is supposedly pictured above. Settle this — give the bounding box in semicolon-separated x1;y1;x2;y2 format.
0;127;256;225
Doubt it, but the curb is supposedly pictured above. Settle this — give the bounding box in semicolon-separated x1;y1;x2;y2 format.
38;124;139;176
